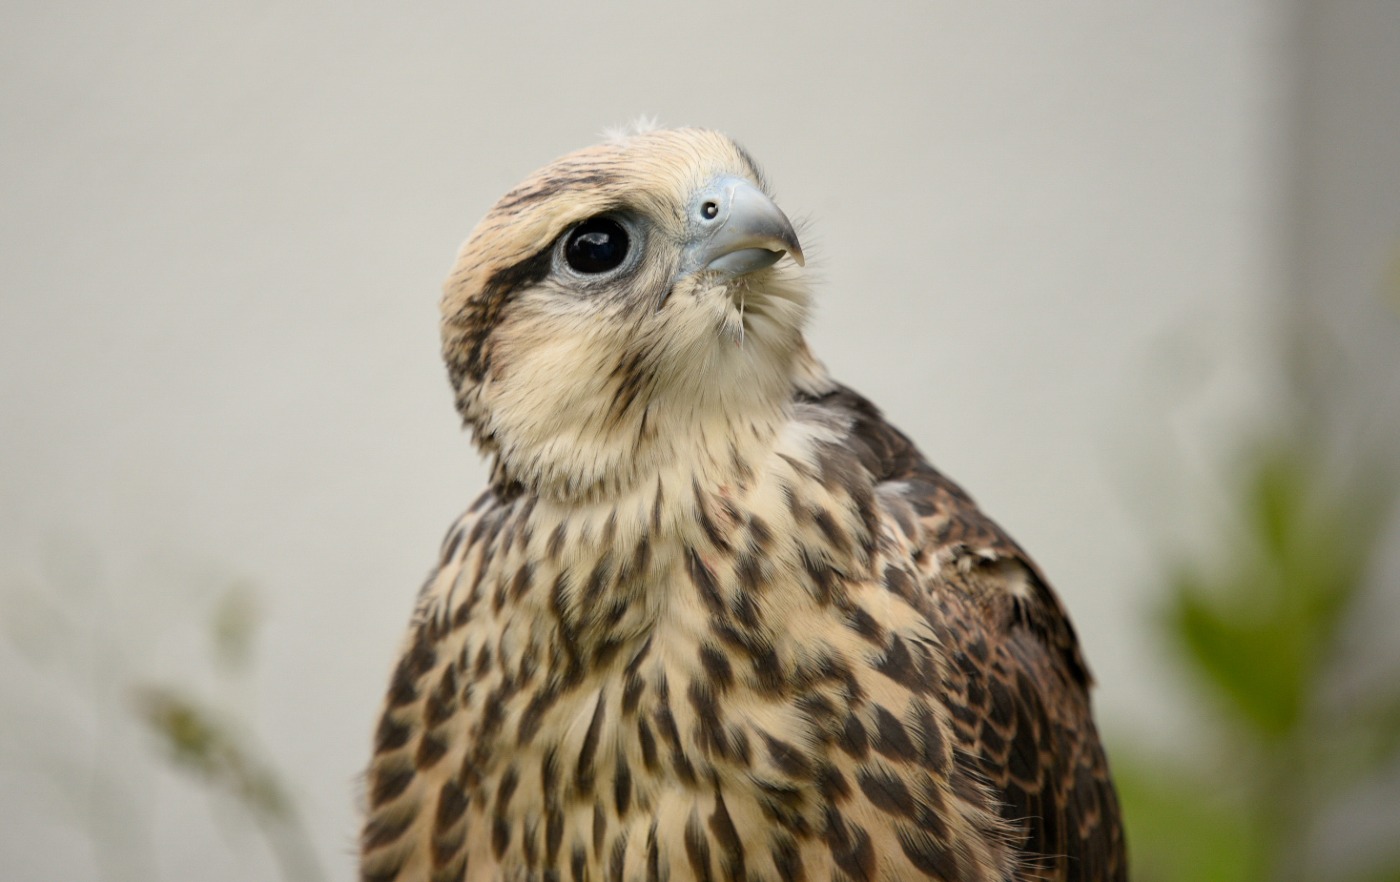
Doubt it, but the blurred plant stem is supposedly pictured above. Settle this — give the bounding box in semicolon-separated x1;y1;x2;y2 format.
132;684;325;882
125;581;327;882
1;572;325;882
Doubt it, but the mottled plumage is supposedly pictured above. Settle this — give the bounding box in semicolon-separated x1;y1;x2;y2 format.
361;127;1125;882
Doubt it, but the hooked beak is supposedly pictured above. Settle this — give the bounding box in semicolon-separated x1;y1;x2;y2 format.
679;177;805;279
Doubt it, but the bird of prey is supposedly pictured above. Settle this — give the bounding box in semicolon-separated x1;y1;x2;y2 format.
361;127;1125;882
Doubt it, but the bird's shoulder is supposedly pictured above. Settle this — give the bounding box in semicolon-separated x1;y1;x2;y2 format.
799;383;1090;686
800;383;1126;881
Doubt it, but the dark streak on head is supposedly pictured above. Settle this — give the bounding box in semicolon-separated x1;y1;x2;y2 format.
449;246;554;390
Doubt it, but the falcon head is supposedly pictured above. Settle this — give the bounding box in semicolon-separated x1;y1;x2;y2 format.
442;128;821;501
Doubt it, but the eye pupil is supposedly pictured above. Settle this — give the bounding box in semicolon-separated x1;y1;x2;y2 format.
564;217;630;274
701;201;719;219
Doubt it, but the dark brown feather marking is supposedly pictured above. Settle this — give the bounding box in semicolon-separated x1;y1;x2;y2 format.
449;247;553;385
684;810;715;882
856;765;916;817
613;754;632;816
575;692;607;795
896;825;964;880
821;806;875;882
708;791;746;882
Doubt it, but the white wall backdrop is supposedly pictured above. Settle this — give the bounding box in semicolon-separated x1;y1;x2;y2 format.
3;2;1395;880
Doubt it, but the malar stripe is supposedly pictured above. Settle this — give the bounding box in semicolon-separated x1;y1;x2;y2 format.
455;246;553;382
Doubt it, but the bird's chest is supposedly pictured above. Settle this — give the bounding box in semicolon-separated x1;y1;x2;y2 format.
452;550;865;881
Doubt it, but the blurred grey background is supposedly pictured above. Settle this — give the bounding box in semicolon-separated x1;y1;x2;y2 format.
3;2;1397;880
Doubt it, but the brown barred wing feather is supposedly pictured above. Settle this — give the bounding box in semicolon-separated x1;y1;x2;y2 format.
819;385;1127;881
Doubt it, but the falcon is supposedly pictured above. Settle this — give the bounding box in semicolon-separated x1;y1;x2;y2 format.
361;127;1126;882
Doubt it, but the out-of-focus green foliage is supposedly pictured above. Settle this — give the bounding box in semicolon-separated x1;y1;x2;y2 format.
1116;438;1400;882
1174;446;1393;741
1113;753;1260;881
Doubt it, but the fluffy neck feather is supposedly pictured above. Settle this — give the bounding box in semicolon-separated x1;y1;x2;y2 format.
473;276;831;506
485;339;821;505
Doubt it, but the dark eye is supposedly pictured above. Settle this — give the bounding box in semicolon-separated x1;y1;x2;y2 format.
563;217;630;274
